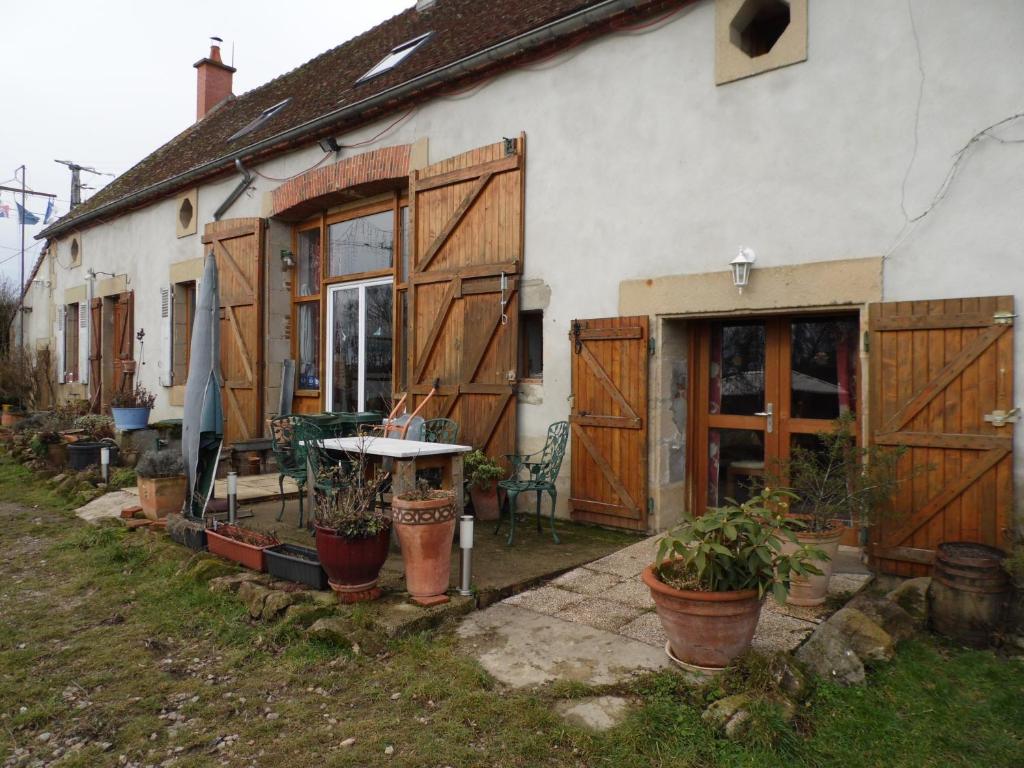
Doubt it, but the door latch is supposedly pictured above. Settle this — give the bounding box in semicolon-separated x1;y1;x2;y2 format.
754;403;774;433
984;408;1020;427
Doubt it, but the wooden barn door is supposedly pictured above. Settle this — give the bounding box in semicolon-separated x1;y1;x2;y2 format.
569;316;649;531
88;297;102;412
406;137;524;456
112;291;134;396
868;296;1015;576
203;218;265;445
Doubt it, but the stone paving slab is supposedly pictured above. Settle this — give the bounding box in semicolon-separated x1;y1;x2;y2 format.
457;603;672;688
556;596;646;632
75;490;138;523
503;584;585;615
550;567;625;596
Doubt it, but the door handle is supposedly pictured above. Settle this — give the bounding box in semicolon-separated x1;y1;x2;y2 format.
754;403;774;433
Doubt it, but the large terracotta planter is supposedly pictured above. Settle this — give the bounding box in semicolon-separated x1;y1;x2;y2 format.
779;523;844;607
469;481;501;521
314;524;391;603
642;564;763;669
137;474;187;520
392;491;456;605
1;410;25;427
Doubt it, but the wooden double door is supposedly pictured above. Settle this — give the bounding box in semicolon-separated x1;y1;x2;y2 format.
691;313;861;542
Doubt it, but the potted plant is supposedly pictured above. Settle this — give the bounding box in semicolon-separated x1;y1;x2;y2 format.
642;487;824;670
110;383;156;431
766;412;905;606
464;450;505;521
392;479;457;606
312;448;392;603
206;522;280;572
135;448;187;520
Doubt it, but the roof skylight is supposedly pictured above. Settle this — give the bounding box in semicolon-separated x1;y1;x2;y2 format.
357;33;431;83
227;98;292;143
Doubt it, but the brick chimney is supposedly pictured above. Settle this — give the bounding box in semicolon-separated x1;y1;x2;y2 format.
193;37;235;120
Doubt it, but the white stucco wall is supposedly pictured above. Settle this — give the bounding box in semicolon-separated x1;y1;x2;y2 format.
23;0;1024;527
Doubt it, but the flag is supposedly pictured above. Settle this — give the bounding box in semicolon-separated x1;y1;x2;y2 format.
43;199;55;224
0;203;10;219
16;203;39;225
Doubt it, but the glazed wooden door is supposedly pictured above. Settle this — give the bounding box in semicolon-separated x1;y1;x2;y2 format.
203;218;265;445
569;316;649;531
89;297;102;411
868;297;1015;576
406;136;524;456
112;291;134;396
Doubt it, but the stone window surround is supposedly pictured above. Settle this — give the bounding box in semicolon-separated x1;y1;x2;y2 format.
715;0;808;86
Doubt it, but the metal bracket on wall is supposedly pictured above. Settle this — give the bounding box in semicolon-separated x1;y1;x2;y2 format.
993;311;1016;325
571;319;582;354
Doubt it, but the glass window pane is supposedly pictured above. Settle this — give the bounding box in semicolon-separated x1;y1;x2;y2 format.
398;290;408;391
708;428;765;507
363;283;393;414
400;206;410;281
330;289;360;411
297;228;321;297
297;301;320;391
790;317;858;419
328;211;394;277
520;311;543;379
710;322;765;415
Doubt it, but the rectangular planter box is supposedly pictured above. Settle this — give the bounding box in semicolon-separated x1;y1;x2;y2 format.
138;474;187;520
265;544;328;589
167;514;207;551
206;525;279;572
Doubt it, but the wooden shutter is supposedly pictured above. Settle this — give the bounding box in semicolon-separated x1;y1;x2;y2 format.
55;305;66;385
89;298;102;411
406;136;524;456
868;296;1015;576
159;284;174;387
112;291;134;395
203;218;265;445
569;316;649;531
78;294;90;387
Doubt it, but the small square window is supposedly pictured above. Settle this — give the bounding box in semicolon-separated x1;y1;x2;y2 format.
357;33;431;83
519;311;543;380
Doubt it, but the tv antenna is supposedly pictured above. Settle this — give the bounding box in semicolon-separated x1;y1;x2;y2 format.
54;159;115;208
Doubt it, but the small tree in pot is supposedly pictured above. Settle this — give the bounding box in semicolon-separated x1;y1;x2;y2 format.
766;412;905;606
135;448;186;520
464;450;505;521
643;487;824;670
313;449;391;603
111;383;156;431
392;479;457;606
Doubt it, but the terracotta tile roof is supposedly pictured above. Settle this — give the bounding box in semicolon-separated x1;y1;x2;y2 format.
39;0;686;239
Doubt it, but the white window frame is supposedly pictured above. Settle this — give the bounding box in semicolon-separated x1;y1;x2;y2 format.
356;33;431;83
324;277;393;412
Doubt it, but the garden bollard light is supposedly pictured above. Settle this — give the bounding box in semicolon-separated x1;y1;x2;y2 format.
227;471;238;524
100;446;110;484
458;514;474;596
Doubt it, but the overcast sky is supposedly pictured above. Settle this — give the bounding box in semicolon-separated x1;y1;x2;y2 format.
0;0;413;286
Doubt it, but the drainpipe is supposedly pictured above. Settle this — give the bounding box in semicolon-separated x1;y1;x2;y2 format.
213;159;253;221
39;0;681;239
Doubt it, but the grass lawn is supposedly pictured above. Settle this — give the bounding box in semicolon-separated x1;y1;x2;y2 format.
1;457;1022;767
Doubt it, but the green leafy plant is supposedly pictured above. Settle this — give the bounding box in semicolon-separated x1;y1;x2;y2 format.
135;448;184;479
73;414;116;441
313;446;391;538
765;412;907;534
464;450;505;489
654;487;825;603
111;383;156;409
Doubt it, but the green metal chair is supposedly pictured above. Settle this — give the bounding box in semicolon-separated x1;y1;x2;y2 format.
423;417;459;444
292;418;347;526
496;420;569;545
269;415;311;527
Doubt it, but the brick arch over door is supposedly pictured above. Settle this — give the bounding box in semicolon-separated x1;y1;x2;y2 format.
269;144;412;219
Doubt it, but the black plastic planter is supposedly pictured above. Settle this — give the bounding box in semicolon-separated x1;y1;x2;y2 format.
265;544;328;589
167;514;208;551
67;441;119;471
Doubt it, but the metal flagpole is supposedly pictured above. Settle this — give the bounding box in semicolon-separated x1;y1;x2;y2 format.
18;165;25;350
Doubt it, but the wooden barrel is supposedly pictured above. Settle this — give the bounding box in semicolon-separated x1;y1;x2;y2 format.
928;542;1009;648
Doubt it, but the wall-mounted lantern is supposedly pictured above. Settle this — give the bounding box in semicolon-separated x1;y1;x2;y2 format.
280;249;295;269
730;247;756;293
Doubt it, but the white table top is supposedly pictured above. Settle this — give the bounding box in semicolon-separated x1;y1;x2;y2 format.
319;435;473;459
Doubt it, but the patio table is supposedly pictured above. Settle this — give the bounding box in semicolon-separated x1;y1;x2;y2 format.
308;435;473;517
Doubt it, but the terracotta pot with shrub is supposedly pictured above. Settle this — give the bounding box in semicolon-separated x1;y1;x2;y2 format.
464;450;505;521
135;448;187;520
312;448;392;603
643;488;824;670
766;412;906;606
392;481;457;605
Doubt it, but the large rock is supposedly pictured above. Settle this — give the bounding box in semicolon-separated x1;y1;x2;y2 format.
795;619;866;685
307;617;353;647
847;593;916;642
827;608;895;663
238;582;273;619
702;693;795;741
555;696;633;731
702;693;751;731
184;558;237;583
886;577;930;628
209;572;263;594
261;591;295;621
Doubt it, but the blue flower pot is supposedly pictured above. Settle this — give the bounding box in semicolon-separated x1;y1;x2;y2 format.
111;407;151;431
